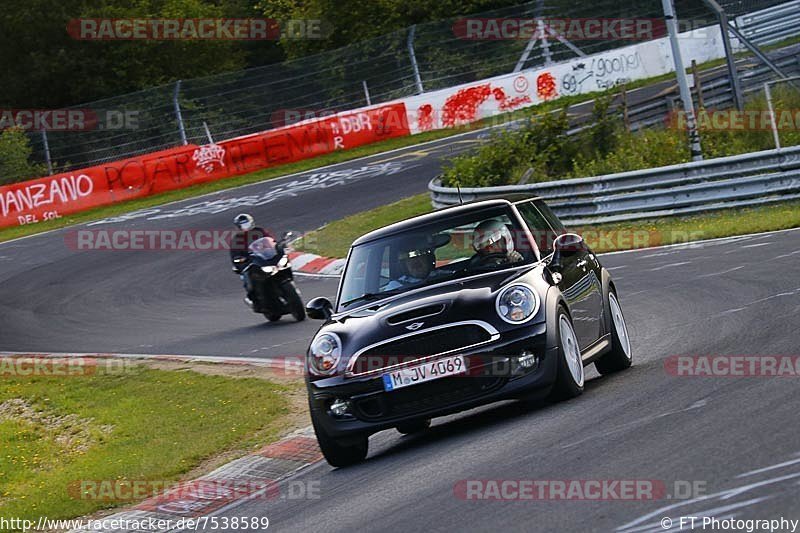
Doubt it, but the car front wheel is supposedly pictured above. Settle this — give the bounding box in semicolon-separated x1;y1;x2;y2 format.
311;409;368;468
595;290;633;375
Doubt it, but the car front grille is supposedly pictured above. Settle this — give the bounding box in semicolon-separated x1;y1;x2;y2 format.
347;322;496;376
352;375;506;421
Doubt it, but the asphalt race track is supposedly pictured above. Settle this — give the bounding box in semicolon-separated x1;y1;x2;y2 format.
2;78;800;531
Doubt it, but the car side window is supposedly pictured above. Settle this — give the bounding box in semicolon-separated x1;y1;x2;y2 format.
533;199;566;233
516;201;559;257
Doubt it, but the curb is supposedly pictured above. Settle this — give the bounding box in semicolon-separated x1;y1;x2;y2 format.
65;426;321;532
287;251;345;277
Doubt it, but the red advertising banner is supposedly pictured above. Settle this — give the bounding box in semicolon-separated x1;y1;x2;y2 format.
0;103;409;228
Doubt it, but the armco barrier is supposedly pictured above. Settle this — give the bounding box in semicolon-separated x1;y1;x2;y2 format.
429;145;800;225
0;104;409;228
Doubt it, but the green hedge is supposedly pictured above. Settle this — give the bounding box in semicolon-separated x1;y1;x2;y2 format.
442;87;800;187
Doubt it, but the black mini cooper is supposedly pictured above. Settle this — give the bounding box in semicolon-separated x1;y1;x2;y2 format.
304;195;632;466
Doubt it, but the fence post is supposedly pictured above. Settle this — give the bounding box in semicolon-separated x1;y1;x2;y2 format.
691;60;705;109
40;130;53;175
700;0;746;111
764;82;781;150
408;25;424;94
662;0;703;161
173;80;188;145
203;121;214;144
619;85;631;132
362;80;372;106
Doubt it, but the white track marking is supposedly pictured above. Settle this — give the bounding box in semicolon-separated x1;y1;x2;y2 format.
737;457;800;478
648;261;691;271
697;265;745;278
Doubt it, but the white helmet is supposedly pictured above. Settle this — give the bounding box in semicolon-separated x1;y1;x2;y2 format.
472;219;514;256
234;213;255;231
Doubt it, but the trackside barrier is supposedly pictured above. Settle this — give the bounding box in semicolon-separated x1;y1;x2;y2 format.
428;145;800;225
0;104;409;228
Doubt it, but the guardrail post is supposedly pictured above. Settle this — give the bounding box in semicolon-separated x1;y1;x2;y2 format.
173;80;188;145
408;25;424;94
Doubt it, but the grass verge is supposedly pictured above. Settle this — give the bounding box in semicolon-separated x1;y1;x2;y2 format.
0;361;301;521
295;193;800;257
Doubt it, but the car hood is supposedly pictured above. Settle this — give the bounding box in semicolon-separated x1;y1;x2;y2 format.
316;265;548;377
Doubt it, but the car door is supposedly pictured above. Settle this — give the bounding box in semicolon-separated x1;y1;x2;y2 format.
518;201;604;349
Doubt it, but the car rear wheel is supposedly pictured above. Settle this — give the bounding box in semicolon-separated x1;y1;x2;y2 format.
396;419;431;435
595;290;633;375
311;410;368;468
549;306;584;400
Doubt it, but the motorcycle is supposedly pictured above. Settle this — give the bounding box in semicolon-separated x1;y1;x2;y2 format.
232;232;306;322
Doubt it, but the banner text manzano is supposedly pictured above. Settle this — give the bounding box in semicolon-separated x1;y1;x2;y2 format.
0;104;410;229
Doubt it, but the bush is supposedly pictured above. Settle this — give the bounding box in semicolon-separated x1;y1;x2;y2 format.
440;87;800;187
0;128;47;185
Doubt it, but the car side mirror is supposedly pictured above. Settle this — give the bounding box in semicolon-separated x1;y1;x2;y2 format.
550;233;585;272
306;297;333;320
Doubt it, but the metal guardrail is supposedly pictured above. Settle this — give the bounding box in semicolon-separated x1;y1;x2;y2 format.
429;145;800;225
737;1;800;46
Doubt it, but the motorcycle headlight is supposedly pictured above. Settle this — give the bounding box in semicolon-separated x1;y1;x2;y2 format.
261;265;278;274
496;284;539;324
309;333;342;375
278;256;290;268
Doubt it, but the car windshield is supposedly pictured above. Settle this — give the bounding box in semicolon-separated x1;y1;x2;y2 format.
338;206;537;310
249;237;277;260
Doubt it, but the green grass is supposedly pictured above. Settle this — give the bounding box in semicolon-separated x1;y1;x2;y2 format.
0;364;295;521
295;193;800;257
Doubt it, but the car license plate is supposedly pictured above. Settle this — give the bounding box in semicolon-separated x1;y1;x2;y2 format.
382;355;466;391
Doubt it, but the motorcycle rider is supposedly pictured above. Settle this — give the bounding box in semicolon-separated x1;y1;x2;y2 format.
230;213;272;266
230;214;272;304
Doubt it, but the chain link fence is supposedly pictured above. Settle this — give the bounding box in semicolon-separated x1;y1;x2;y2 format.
25;0;792;174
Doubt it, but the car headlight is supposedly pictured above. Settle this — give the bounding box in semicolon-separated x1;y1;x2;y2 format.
261;265;278;274
496;284;539;324
309;333;342;375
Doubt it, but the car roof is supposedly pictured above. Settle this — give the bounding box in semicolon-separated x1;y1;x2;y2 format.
351;194;543;247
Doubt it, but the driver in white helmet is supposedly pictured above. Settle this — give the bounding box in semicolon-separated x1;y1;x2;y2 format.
469;219;524;268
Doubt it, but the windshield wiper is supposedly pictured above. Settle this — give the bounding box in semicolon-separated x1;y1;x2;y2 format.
341;289;403;308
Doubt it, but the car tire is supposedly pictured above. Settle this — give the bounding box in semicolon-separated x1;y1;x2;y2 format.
311;410;368;468
396;419;431;435
549;306;584;401
282;281;306;322
264;313;282;322
595;290;633;375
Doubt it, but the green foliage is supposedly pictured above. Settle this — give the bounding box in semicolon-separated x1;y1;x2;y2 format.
443;86;800;187
0;128;47;185
0;0;280;108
